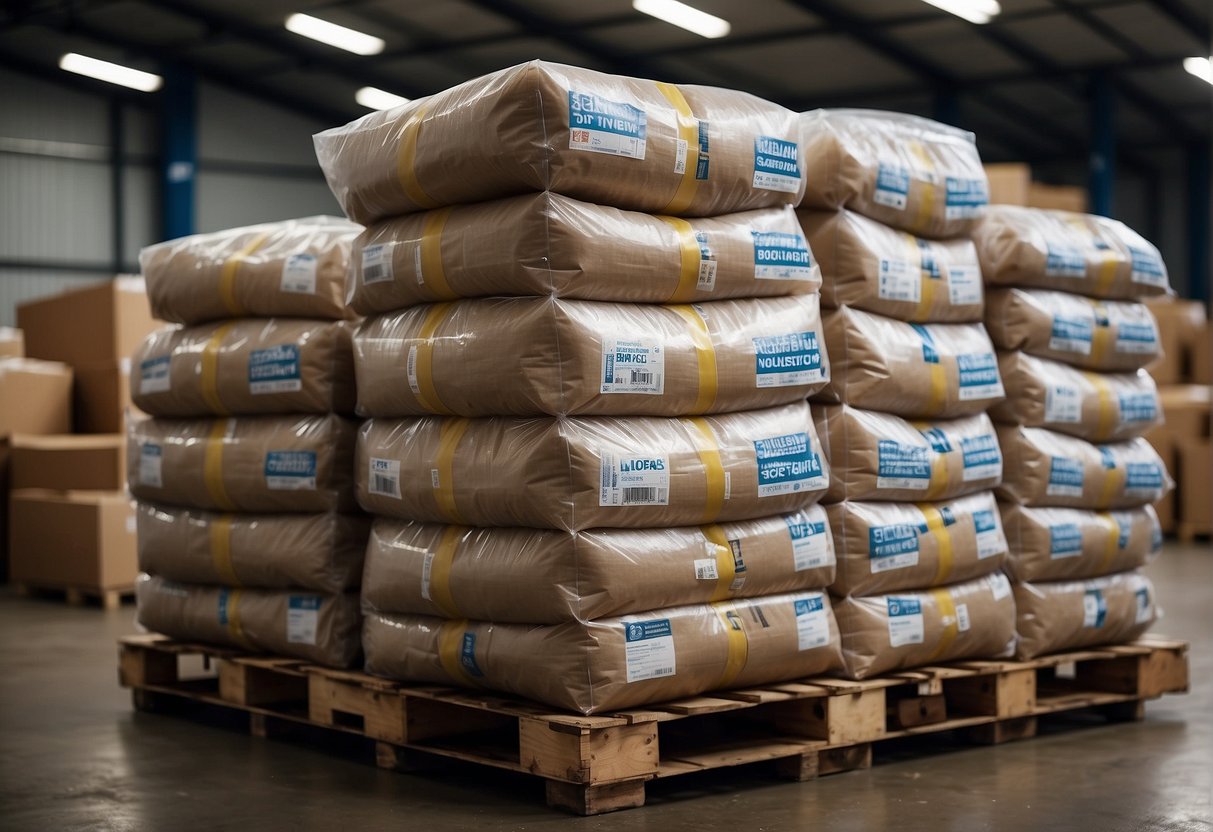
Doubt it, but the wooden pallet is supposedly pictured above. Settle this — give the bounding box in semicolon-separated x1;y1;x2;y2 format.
17;582;134;610
118;634;1189;815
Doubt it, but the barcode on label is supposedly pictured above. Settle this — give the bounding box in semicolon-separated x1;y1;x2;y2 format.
630;370;653;385
372;474;398;497
364;263;387;283
623;487;660;504
368;458;401;498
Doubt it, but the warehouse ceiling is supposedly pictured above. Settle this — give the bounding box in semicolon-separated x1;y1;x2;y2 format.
1;0;1210;165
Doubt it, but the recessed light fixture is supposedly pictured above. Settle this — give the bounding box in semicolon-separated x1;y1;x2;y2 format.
356;86;410;111
59;53;162;92
1183;56;1212;86
632;0;730;39
920;0;1001;25
284;13;384;55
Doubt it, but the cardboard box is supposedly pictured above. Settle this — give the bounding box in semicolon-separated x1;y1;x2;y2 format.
1191;325;1212;386
1176;439;1212;533
9;489;137;590
73;360;139;434
0;438;9;581
0;327;23;358
16;276;158;368
1028;182;1087;213
10;434;125;492
1158;385;1212;443
1143;422;1176;534
1146;299;1207;385
984;163;1031;205
0;358;73;436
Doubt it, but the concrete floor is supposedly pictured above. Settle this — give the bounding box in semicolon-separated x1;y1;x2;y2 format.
0;544;1209;831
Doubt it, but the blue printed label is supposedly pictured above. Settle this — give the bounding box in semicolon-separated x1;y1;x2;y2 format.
265;450;317;491
944;176;988;220
287;595;320;644
877;440;931;490
139;442;163;487
755;432;826;497
1115;322;1158;354
1134;587;1152;623
623;618;676;682
916;239;941;279
1047;456;1085;497
1046;244;1086;279
568;91;646;158
1050;315;1094;355
1083;589;1107;628
695;120;710;180
921;427;953;454
217;589;232;626
957;352;1004;401
1109;511;1132;549
973;508;1005;558
887;596;924;646
1049;523;1084;559
874;162;910;210
753;136;801;193
784;512;832;571
752;231;814;280
1118;392;1157;423
910;323;939;364
961;432;1002;482
139;355;171;394
1124;461;1164;496
794;594;830;650
459;632;484;677
249;344;303;395
601;337;664;394
1129;246;1166;287
869;523;921;572
753;332;824;387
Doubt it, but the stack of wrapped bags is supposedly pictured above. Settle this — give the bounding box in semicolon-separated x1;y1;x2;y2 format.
797;111;1016;679
129;218;369;667
314;60;848;714
974;206;1171;658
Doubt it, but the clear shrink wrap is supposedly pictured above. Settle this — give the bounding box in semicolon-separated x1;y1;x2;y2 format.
1000;503;1160;583
1013;572;1157;660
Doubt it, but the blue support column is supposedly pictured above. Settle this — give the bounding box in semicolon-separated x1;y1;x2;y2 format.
161;65;197;240
1088;72;1116;218
1187;140;1211;303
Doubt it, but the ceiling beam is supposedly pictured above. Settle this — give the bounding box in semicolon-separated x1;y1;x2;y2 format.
1142;0;1211;45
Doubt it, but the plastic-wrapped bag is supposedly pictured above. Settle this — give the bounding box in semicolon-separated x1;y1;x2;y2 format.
1013;572;1157;660
1000;503;1160;583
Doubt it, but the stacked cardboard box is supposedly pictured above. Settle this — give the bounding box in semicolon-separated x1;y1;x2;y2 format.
972;204;1170;658
983;162;1088;213
798;110;1016;680
130;218;366;667
317;60;847;714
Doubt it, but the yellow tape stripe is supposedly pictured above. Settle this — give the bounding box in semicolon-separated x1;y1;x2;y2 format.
659;216;703;302
436;619;478;686
433;418;470;524
1095;254;1119;295
667;304;718;414
702;524;737;602
204;420;236;511
1095;512;1121;574
918;504;955;586
428;525;463;618
901;232;935;322
225;589;255;651
1091;301;1111;366
655;82;701;215
926;363;947;417
924;588;959;663
1097;458;1125;509
418;207;457;300
209;515;240;586
909;142;936;235
712;601;749;690
200;322;235;415
395;105;440;210
1083;371;1116;441
218;232;270;317
412;303;457;415
685;417;727;522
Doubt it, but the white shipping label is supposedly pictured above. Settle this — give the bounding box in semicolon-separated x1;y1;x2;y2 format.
1134;588;1152;624
697;259;718;291
1045;385;1083;424
599;451;670;507
1082;592;1103;628
887;596;925;647
406;346;422;396
794;596;830;651
361;244;393;285
281;253;318;294
414;245;424;285
139;443;163;487
569;91;647;160
601;338;665;394
955;603;971;632
877;258;921;303
623;619;676;683
785;513;832;571
287;597;320;645
693;557;719;581
368;457;401;499
975;527;1007;560
989;573;1012;601
673;138;688;174
947;265;982;306
139;355;171;395
420;552;435;600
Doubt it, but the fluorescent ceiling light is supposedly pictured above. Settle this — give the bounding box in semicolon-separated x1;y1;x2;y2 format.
356;86;410;111
284;13;384;55
1184;56;1213;86
633;0;730;39
920;0;1001;25
59;53;162;92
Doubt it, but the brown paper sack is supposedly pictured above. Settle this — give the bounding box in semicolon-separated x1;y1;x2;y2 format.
362;590;843;714
355;295;828;418
814;405;1002;503
128;414;358;513
362;505;835;624
1013;571;1157;660
973;205;1171;300
799;110;987;239
985;288;1161;372
137;502;369;593
828;491;1007;597
1000;503;1159;583
819;307;1003;419
357;401;829;531
995;425;1170;509
140;216;360;324
991;352;1160;442
314;61;804;225
832;573;1017;680
799;208;983;322
136;574;361;666
132;320;355;417
351;193;819;311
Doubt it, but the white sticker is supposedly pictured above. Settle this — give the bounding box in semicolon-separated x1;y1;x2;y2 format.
139;443;163;487
430;468;441;490
1045;385;1083;424
414;245;424;285
877;258;921;303
1134;588;1152;624
887;596;925;647
976;526;1007;560
601;338;664;395
125;515;137;534
787;514;832;571
955;603;971;632
287;598;319;645
368;457;401;499
623;619;675;683
697;258;718;291
281;253;318;294
139;355;171;395
406;345;422;396
989;572;1012;601
693;557;719;581
599;451;670;507
947;265;982;306
795;596;830;650
1082;592;1101;628
673;138;688;174
361;244;393;285
569;91;647;159
420;551;435;600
